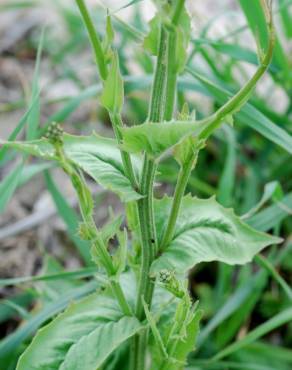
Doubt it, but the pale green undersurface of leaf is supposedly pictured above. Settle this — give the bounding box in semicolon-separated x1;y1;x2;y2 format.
1;133;142;202
17;291;142;370
151;195;281;274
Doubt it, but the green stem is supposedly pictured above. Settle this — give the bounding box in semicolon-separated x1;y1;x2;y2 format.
131;25;170;370
109;113;139;190
160;152;197;251
185;15;275;141
164;27;178;121
75;0;108;81
59;150;132;316
111;280;133;316
75;0;138;191
172;0;186;25
83;216;133;316
137;24;169;311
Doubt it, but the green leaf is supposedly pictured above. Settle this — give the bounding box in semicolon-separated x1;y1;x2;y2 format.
121;120;206;157
173;105;203;167
143;15;161;56
101;52;124;113
169;309;202;370
1;133;142;202
0;281;98;363
16;292;142;370
174;7;191;73
151;195;281;274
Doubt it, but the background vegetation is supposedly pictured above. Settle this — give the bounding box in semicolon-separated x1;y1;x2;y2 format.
0;0;291;369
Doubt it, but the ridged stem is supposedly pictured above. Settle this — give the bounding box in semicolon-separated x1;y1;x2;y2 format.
131;25;169;370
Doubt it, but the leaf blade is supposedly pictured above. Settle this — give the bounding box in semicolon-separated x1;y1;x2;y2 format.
151;196;281;274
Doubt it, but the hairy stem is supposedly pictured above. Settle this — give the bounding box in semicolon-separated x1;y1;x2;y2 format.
109;113;139;190
59;149;132;316
131;25;169;370
164;27;178;121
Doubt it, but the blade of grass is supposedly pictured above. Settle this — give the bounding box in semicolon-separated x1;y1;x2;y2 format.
255;254;292;301
44;171;93;266
245;341;292;364
0;30;45;212
239;0;290;80
0;293;33;324
26;28;44;140
188;360;278;370
241;181;282;219
0;161;23;212
247;192;292;231
186;68;292;155
198;270;267;347
217;125;236;207
211;307;292;361
0;267;102;287
279;0;292;38
0;92;40;165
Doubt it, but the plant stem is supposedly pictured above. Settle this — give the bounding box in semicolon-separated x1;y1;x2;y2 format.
136;24;169;315
164;27;178;121
59;150;132;316
83;217;133;317
75;0;107;81
75;0;138;191
109;113;139;190
172;0;186;25
111;280;133;316
131;25;169;370
160;152;197;251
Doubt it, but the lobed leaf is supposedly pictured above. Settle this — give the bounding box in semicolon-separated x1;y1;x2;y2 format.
151;195;281;274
